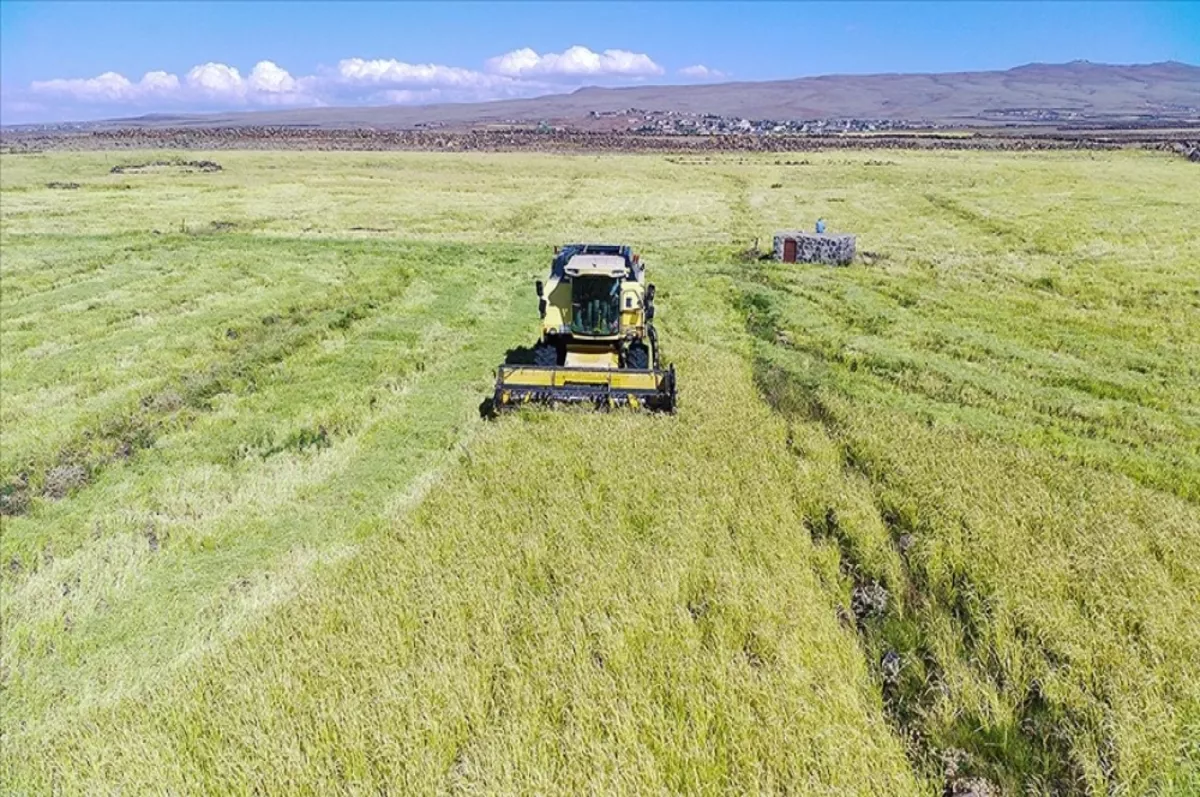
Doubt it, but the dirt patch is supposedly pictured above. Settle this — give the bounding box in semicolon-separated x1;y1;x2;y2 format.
851;581;890;623
947;777;1001;797
734;239;773;263
0;475;31;516
804;491;1080;794
110;159;223;175
43;464;88;499
943;750;1002;797
174;219;245;236
141;390;184;414
45;181;80;190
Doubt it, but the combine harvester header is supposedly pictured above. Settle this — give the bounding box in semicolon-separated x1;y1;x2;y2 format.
494;244;677;412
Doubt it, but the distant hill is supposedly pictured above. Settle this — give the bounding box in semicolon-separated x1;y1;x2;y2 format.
31;61;1200;131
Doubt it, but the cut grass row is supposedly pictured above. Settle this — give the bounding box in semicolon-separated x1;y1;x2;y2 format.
1;237;535;751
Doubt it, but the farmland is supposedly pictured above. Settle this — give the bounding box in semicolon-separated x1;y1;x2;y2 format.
1;149;1198;794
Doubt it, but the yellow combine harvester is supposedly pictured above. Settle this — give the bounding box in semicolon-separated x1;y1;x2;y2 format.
494;244;677;412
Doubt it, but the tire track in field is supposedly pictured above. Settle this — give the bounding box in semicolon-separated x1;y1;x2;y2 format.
1;275;410;526
923;193;1053;255
1;233;410;490
721;171;756;244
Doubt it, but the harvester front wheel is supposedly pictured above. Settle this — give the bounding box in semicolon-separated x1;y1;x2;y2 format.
626;342;650;370
534;342;557;367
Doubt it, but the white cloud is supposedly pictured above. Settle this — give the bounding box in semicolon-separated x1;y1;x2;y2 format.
31;70;180;102
248;61;296;93
19;46;672;121
487;48;540;77
186;62;246;100
336;57;508;90
29;61;318;109
247;61;320;106
486;46;663;78
678;64;726;79
141;71;182;93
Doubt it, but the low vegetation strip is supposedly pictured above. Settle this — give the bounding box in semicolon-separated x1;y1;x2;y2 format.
2;148;1198;794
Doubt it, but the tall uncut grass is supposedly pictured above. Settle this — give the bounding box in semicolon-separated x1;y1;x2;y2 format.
2;149;1197;794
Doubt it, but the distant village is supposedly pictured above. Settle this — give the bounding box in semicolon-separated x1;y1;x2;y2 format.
585;108;952;134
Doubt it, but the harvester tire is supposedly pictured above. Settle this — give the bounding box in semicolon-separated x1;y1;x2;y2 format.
534;342;557;367
626;343;650;370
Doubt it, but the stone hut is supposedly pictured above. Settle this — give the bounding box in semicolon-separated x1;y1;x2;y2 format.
773;231;856;266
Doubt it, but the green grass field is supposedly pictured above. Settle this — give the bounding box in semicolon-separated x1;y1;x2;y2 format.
2;148;1198;795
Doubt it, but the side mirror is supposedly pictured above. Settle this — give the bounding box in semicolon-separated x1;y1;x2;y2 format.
646;283;656;301
535;280;544;298
553;246;560;254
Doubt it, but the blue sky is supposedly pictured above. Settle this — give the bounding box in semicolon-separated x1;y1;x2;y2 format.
2;1;1197;123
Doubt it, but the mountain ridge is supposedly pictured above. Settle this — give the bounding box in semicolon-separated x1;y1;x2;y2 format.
13;61;1200;131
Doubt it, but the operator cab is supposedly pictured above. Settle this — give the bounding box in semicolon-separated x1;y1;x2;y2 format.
563;253;626;337
536;243;654;344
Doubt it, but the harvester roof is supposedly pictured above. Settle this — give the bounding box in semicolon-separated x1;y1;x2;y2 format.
552;243;642;280
564;254;627;278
